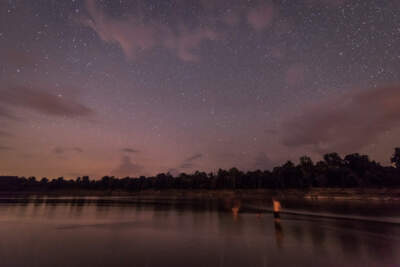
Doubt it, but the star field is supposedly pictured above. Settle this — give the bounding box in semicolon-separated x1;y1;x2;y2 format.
1;0;400;178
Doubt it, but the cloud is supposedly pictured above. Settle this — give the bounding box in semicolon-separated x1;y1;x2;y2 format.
179;153;203;169
285;63;308;86
167;168;179;176
281;86;400;154
253;152;274;170
122;148;140;153
0;86;93;118
0;106;19;121
53;147;84;154
53;147;65;155
185;153;203;162
66;172;85;178
0;130;14;138
222;10;240;26
247;3;275;31
167;153;204;174
265;129;278;135
81;0;218;62
1;48;36;67
164;27;218;62
111;155;144;177
82;0;157;59
73;147;84;153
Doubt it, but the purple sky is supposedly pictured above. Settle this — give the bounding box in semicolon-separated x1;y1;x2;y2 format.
1;0;400;178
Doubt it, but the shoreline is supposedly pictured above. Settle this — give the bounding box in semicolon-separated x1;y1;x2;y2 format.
0;188;400;201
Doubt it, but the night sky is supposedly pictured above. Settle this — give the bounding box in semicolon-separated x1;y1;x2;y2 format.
1;0;400;179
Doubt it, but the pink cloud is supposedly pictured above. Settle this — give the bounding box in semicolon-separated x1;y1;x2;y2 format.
0;86;93;118
247;3;275;31
270;46;285;59
165;27;218;61
222;10;240;26
281;86;400;154
81;0;219;62
285;63;308;86
83;0;158;59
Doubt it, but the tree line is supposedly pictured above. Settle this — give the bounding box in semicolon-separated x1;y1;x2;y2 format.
1;148;400;192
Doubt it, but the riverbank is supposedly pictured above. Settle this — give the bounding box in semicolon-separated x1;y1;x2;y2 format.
1;188;399;201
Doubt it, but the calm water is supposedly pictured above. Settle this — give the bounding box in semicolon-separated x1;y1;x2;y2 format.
0;198;399;267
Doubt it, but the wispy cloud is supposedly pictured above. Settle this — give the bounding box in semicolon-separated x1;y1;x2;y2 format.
0;130;14;138
167;153;204;175
0;106;19;121
253;152;274;170
285;63;308;87
247;2;275;31
1;48;36;67
0;146;13;151
0;86;93;118
53;147;65;155
53;147;84;155
122;148;140;153
73;147;84;153
179;153;203;169
81;0;218;62
281;86;400;154
111;155;144;177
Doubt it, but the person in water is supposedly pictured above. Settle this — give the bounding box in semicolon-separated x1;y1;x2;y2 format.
272;199;281;219
231;199;241;221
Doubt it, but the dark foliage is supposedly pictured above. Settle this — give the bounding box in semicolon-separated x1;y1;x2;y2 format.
1;148;400;192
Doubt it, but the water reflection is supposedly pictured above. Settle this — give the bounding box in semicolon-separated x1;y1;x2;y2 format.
309;222;326;251
338;232;361;259
274;218;284;248
0;198;399;267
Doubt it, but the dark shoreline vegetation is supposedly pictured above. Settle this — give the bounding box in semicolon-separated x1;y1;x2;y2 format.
1;149;400;197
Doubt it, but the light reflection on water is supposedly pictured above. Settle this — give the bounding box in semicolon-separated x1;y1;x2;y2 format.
0;199;399;267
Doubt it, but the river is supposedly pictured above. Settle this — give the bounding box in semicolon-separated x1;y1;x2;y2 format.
0;197;399;267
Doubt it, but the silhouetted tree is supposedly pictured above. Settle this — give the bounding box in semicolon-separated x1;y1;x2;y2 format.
324;153;343;168
1;148;400;192
391;148;400;168
299;156;314;188
40;177;49;185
